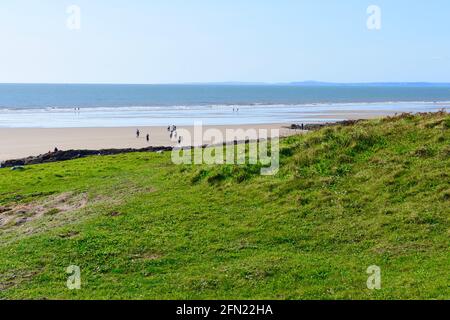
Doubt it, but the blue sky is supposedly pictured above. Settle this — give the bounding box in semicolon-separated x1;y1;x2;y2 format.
1;0;450;84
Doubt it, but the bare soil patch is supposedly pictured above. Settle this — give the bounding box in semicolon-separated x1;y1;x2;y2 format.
0;192;88;228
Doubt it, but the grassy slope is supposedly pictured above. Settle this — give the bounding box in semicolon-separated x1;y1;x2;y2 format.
0;113;448;299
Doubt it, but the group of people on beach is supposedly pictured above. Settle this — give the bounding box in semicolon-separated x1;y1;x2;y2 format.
135;126;183;145
168;125;182;144
136;129;150;143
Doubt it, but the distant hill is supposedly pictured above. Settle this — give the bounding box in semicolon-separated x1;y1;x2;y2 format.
181;81;450;87
286;81;450;87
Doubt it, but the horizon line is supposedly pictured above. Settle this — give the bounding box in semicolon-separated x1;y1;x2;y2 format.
1;81;450;86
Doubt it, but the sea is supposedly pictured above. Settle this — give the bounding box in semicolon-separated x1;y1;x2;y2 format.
0;84;449;128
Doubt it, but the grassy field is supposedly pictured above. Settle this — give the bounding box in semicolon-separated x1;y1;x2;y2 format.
0;112;449;300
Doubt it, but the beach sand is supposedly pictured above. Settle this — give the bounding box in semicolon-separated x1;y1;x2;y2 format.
0;124;301;161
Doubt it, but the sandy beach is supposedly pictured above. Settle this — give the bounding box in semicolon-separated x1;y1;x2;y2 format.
0;124;300;161
1;105;448;162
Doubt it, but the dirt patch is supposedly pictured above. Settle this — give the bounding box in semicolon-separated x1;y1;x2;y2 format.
0;206;11;214
109;211;122;217
0;192;88;228
147;187;157;193
0;270;39;292
58;230;80;239
142;254;163;261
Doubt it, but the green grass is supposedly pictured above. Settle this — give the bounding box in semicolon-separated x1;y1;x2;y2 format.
0;112;449;299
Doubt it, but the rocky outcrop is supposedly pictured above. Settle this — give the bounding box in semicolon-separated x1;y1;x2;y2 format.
288;120;362;131
1;146;174;168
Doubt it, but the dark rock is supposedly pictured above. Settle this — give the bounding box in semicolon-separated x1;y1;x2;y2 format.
1;146;174;169
288;120;363;132
15;217;28;225
0;206;11;214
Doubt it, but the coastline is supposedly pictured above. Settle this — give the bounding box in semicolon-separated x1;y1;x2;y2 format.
0;124;299;162
2;109;448;163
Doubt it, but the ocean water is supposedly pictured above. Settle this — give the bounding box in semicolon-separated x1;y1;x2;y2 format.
0;84;449;128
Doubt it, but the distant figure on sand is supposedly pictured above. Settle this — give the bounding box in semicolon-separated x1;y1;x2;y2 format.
136;129;140;138
54;147;59;153
146;134;150;143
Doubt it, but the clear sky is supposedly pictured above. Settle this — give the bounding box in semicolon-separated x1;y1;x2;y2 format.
1;0;450;84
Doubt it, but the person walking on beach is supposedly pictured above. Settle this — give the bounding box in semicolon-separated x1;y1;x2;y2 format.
146;133;150;143
136;129;140;138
